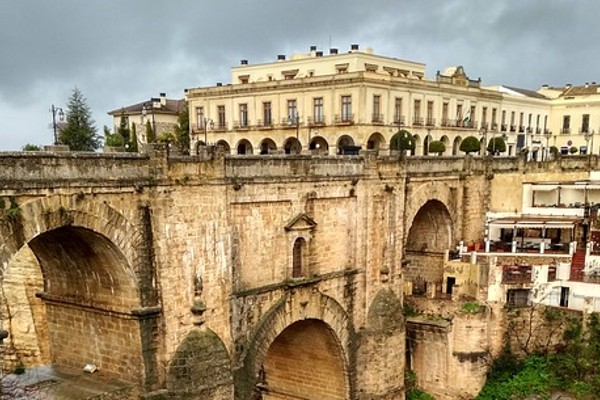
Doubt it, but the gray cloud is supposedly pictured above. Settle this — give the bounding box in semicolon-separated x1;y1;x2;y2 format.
1;0;599;150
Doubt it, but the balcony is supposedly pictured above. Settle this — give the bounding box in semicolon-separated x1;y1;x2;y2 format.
392;115;406;126
510;125;517;132
501;124;508;132
280;117;302;128
441;118;456;127
580;128;590;134
502;265;532;284
561;128;571;134
233;120;251;130
490;123;499;132
307;116;326;127
519;126;525;133
371;114;384;125
334;114;354;125
536;127;541;134
255;119;274;130
425;117;436;127
412;116;424;126
213;122;228;132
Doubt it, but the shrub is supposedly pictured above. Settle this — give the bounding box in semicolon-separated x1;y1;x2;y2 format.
390;130;416;152
487;137;506;155
428;140;446;155
569;146;579;154
459;136;481;154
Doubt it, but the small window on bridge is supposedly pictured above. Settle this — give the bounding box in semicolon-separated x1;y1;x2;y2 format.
292;238;307;278
506;289;531;307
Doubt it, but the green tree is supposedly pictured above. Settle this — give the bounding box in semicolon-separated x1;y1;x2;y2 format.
569;146;578;154
58;87;100;151
22;144;41;151
487;137;507;155
175;103;190;155
459;135;481;154
146;120;155;144
390;129;415;153
129;122;139;152
117;110;130;145
428;140;446;155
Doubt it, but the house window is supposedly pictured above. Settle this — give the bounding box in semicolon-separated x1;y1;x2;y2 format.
442;102;449;125
507;289;531;307
263;102;272;126
217;105;226;129
562;115;571;133
519;112;524;131
394;97;403;124
492;108;497;127
510;111;516;131
314;97;324;123
239;103;248;127
481;106;488;126
341;95;352;122
196;107;204;128
426;100;434;126
582;114;590;133
372;95;381;122
287;99;298;122
501;110;506;125
292;238;307;278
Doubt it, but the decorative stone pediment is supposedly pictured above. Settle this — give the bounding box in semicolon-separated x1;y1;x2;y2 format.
284;213;317;232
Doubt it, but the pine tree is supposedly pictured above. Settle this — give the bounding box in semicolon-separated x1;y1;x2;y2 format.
146;120;155;144
175;103;190;155
129;122;139;152
117;110;131;145
59;88;101;151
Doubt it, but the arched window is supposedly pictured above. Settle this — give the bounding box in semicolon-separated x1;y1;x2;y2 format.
292;238;307;278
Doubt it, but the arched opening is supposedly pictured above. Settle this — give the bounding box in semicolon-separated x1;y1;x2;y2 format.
1;226;142;382
292;238;307;278
309;136;329;155
195;140;206;155
259;138;277;155
366;132;386;151
452;136;462;155
405;200;453;296
283;137;302;155
423;135;432;156
215;139;231;154
337;135;358;155
440;135;450;156
412;134;421;156
236;139;254;155
261;320;347;400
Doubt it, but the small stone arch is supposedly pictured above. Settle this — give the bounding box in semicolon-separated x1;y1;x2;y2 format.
235;289;352;400
283;137;302;155
337;135;357;155
259;138;277;155
215;140;231;154
309;136;329;155
412;134;421;156
366;132;386;151
167;328;233;398
236;139;254;155
440;135;450;155
423;134;433;156
452;136;462;155
292;237;308;277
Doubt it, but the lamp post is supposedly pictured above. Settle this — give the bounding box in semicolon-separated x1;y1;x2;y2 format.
202;117;214;146
544;130;552;161
479;127;488;156
50;105;64;145
584;130;595;156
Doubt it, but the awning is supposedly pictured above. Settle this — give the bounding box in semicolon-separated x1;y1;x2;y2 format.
531;184;559;191
488;216;580;229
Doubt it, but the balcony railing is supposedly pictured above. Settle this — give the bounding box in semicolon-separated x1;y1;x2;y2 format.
307;116;326;127
213;122;228;131
510;125;517;132
425;117;436;127
502;265;532;284
519;126;525;133
561;128;571;134
501;124;508;132
392;116;406;126
334;114;354;124
233;120;251;130
255;119;274;129
412;116;424;126
371;114;384;124
441;118;456;127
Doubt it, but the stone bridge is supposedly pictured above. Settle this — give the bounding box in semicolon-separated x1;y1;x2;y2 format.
0;146;595;399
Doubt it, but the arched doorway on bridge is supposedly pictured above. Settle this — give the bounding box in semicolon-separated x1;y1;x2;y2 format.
336;135;357;155
309;136;329;155
236;139;254;155
1;205;145;384
260;319;347;400
452;136;462;155
259;138;277;155
366;132;386;152
405;200;453;296
215;139;231;154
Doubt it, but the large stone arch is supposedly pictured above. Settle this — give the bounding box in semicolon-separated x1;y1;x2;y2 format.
167;328;233;399
0;195;155;385
235;288;352;400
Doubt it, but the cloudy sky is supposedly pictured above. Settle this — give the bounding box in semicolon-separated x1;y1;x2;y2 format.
0;0;597;151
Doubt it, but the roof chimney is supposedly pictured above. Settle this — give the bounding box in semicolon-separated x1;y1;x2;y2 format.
350;44;359;52
316;51;323;57
159;92;166;106
216;82;222;87
240;59;248;65
330;48;338;55
277;54;286;61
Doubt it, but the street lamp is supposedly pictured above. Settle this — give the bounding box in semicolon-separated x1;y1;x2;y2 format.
544;130;552;161
479;127;488;156
50;105;64;145
584;130;595;155
202;117;214;146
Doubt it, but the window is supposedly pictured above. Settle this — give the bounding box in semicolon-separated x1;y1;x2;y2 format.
426;101;434;126
292;238;307;278
372;95;381;122
239;103;248;127
456;104;463;121
527;113;532;131
501;110;506;125
313;97;324;124
562;115;571;133
442;102;449;125
394;97;403;124
481;106;488;126
536;114;541;132
510;111;516;131
195;107;205;129
217;105;226;129
287;99;298;122
519;112;524;131
413;99;422;125
492;108;497;127
263;102;272;126
582;114;590;133
544;115;548;133
507;289;531;307
341;95;352;122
